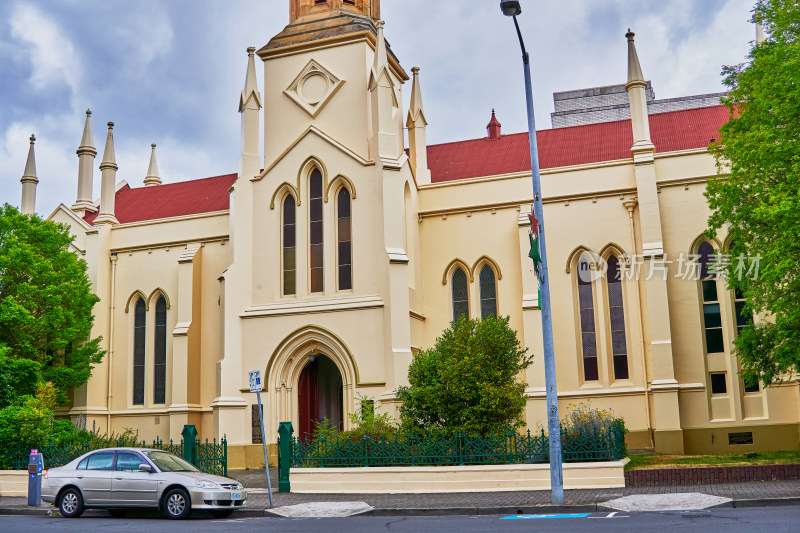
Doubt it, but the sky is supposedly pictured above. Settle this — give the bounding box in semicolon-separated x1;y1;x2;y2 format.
0;0;758;217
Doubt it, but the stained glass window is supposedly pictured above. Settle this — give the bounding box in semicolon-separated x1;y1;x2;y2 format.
133;298;146;405
452;267;469;322
577;258;598;381
606;256;629;380
309;169;324;293
153;296;167;404
337;188;352;291
479;265;497;319
283;195;296;296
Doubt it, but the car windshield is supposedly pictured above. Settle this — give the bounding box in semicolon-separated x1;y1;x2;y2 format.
143;451;200;472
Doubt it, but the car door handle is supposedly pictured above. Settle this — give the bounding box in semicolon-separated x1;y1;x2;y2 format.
75;476;83;479
115;477;123;480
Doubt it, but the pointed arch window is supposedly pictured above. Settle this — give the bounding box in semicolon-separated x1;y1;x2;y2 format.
577;258;599;381
479;265;497;319
452;267;469;322
337;188;352;291
698;241;724;354
309;169;324;293
133;298;146;405
606;256;629;380
283;195;297;296
153;296;167;404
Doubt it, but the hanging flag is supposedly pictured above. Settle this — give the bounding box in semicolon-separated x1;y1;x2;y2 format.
528;213;542;274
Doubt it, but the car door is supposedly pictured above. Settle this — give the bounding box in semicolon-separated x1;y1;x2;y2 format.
111;452;159;506
75;452;114;505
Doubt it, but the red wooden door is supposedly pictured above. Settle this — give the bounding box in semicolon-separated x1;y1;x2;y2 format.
298;359;319;442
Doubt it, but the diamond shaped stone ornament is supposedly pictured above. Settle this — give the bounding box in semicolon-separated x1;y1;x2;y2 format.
284;59;345;118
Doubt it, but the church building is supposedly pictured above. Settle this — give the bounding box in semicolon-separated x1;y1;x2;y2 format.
18;0;800;465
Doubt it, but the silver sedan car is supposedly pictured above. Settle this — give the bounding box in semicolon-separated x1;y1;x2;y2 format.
41;447;247;519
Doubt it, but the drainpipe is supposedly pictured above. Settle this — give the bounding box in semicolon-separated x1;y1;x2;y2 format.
107;253;118;434
624;199;655;449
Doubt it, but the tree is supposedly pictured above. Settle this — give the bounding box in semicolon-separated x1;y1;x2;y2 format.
706;0;800;386
0;204;103;406
396;315;533;436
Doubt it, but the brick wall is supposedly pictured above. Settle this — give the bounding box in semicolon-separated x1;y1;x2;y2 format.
625;463;800;487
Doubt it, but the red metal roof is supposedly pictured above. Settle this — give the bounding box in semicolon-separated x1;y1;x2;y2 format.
84;173;237;225
86;105;730;224
428;105;730;183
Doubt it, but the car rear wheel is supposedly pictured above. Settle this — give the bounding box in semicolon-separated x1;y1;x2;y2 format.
162;488;191;520
209;509;235;518
59;488;84;518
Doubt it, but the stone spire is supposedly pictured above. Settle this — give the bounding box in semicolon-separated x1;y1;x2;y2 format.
239;47;261;180
369;20;400;162
72;109;98;213
94;122;119;225
144;143;162;187
625;30;654;152
20;134;38;215
407;66;430;185
239;47;262;113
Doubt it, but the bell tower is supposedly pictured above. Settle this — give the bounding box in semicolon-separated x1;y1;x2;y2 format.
289;0;379;22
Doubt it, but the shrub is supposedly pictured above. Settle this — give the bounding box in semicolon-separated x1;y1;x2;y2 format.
397;315;532;436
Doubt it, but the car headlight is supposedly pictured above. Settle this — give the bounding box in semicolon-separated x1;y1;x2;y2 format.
235;483;243;490
195;480;221;489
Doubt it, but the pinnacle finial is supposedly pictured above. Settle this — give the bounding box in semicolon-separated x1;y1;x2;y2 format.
145;142;161;186
247;46;255;56
407;66;427;128
23;134;37;179
626;28;644;84
101;121;117;168
86;108;92;116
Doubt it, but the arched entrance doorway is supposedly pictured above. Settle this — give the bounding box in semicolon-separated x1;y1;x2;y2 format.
298;354;343;441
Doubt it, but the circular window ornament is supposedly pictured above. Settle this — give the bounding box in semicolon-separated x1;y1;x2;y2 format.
300;73;329;105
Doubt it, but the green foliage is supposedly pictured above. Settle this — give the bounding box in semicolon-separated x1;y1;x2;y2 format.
312;396;400;443
706;1;800;386
0;204;104;406
396;315;533;436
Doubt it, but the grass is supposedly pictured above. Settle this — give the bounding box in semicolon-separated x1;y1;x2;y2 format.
625;450;800;471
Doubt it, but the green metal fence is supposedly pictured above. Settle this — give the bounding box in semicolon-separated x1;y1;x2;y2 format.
1;426;227;477
277;421;625;488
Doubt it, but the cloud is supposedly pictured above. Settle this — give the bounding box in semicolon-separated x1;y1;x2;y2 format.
9;3;82;97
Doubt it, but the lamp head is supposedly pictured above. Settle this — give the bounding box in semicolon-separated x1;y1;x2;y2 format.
500;0;522;16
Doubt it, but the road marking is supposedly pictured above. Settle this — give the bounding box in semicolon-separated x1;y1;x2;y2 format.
588;512;629;519
501;513;592;520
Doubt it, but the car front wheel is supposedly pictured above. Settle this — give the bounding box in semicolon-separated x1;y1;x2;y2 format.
59;488;84;518
162;488;191;520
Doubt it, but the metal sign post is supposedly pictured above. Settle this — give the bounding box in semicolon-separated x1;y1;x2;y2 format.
249;370;273;508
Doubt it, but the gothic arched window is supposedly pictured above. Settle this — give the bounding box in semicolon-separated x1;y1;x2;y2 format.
153;296;167;404
452;267;469;322
337;188;352;291
133;298;146;405
606;255;629;380
698;241;724;354
309;169;324;293
577;258;599;381
479;265;497;319
283;195;296;296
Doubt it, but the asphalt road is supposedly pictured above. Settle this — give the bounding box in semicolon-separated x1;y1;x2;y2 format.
1;506;799;532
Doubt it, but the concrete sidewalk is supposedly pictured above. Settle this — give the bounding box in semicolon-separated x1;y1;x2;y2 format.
4;475;799;517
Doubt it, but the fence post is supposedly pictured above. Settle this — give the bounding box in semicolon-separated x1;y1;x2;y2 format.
181;424;198;465
278;421;293;493
222;435;228;477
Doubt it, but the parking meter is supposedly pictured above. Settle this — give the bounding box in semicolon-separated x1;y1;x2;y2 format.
27;450;43;506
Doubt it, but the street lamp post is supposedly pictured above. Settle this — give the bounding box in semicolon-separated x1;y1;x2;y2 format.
499;0;564;504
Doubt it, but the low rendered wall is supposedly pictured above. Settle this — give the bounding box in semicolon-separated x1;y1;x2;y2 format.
289;459;629;493
227;444;278;470
0;471;28;497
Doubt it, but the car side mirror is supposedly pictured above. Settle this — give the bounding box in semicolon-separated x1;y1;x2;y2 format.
139;463;153;473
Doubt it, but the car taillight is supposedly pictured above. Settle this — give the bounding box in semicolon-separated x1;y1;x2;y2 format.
44;470;48;479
